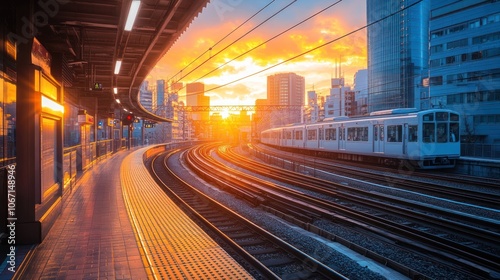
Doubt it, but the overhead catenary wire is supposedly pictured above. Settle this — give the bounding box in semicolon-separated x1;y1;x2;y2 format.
164;0;424;112
166;0;277;83
174;0;298;84
188;0;343;86
199;0;423;95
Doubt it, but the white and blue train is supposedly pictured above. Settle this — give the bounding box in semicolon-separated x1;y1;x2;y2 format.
260;108;460;169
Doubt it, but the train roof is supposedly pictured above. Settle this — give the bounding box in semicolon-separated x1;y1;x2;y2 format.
262;108;459;132
369;108;419;116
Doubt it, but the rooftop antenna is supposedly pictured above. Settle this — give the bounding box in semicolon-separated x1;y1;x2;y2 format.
339;56;342;78
335;58;338;78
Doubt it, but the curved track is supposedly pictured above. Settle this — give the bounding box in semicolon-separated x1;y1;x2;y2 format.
188;143;500;279
148;148;348;280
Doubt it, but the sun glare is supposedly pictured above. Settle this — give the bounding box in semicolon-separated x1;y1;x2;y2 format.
221;109;230;119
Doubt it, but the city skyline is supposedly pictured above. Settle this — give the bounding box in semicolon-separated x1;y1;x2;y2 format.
146;0;367;107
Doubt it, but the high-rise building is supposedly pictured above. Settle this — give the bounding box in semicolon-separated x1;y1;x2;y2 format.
186;82;210;138
353;69;368;115
171;82;183;93
304;90;320;123
428;0;500;144
367;0;429;112
156;79;165;111
139;81;153;112
168;82;184;140
324;78;350;118
267;72;305;126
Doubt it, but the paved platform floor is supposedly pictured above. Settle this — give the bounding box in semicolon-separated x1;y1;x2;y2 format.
14;150;148;279
7;147;253;280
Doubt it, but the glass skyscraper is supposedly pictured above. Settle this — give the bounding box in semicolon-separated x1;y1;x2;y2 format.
429;0;500;144
367;0;429;112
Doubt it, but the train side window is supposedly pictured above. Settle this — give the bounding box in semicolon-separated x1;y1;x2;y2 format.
387;125;402;142
295;130;303;140
437;123;448;142
423;123;435;142
325;128;336;140
346;127;368;141
408;125;418;142
361;127;368;141
347;128;354;141
380;125;384;141
450;113;459;121
307;129;317;140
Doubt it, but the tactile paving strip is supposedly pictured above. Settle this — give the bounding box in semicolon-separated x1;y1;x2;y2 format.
121;148;254;279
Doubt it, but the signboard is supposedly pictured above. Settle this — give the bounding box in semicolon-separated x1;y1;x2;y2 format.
32;38;52;74
78;113;94;125
93;82;103;91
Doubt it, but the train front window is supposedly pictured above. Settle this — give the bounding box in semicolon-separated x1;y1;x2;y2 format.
423;113;434;121
437;123;448;142
436;112;448;121
423;123;435;143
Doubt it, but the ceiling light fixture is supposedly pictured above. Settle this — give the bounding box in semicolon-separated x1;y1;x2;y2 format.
124;0;141;31
114;60;122;74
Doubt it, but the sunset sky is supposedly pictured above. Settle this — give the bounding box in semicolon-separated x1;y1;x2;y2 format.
146;0;367;109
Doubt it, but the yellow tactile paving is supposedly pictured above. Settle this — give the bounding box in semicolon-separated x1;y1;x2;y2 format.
120;148;254;279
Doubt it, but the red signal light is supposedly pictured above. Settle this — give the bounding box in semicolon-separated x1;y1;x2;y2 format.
122;113;135;125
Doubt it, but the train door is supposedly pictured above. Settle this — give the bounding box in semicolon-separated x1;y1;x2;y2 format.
280;129;284;147
373;124;384;153
339;126;346;150
315;127;320;149
403;124;408;155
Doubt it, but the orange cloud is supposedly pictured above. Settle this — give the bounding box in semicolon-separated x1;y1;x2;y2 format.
149;1;367;107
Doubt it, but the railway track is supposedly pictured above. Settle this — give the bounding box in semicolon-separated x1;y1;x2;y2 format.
221;146;500;243
184;143;499;279
251;143;500;209
148;148;348;280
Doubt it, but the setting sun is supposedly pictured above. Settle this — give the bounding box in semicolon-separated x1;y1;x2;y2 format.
220;109;230;119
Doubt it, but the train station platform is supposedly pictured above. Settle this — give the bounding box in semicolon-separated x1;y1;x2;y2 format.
2;147;253;279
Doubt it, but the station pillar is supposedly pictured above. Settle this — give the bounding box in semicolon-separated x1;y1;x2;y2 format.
14;2;65;244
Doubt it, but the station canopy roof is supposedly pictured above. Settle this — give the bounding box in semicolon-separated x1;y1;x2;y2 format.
36;0;210;122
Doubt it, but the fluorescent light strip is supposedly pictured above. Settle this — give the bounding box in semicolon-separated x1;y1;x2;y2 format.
113;87;118;94
114;60;122;74
124;0;141;31
115;99;121;104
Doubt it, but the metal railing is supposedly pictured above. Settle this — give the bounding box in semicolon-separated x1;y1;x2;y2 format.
461;143;500;159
